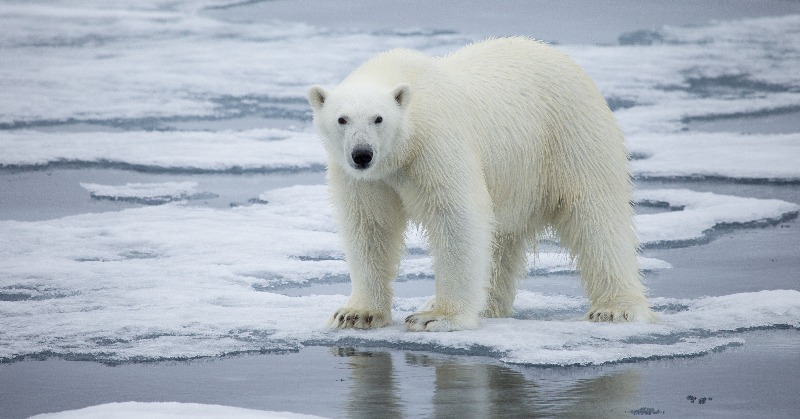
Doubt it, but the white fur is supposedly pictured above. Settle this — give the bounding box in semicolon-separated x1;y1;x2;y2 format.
309;37;652;332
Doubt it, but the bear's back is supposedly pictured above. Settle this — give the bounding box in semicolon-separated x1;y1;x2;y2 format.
339;39;624;219
437;37;602;112
341;48;433;90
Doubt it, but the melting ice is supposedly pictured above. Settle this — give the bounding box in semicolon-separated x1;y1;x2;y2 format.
1;1;799;367
1;184;797;365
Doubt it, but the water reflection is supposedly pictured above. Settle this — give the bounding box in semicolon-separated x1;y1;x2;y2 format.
333;347;404;419
332;347;641;418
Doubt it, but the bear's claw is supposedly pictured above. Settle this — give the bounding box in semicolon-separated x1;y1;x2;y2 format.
328;308;390;329
586;305;655;323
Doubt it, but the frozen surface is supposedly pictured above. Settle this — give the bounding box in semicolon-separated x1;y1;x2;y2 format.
0;1;465;125
0;129;325;172
29;402;326;419
1;185;797;366
80;181;216;205
1;129;798;183
634;189;800;246
629;133;800;182
1;2;797;125
1;3;799;181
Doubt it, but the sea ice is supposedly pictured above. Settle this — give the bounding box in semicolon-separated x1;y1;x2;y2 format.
80;181;216;205
629;132;800;182
1;185;797;365
28;402;327;419
634;188;800;245
0;128;325;172
1;4;798;182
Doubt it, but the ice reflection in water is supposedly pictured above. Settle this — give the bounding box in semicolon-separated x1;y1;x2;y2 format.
334;347;642;418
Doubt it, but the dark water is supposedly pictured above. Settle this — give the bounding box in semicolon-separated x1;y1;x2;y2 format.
0;169;325;222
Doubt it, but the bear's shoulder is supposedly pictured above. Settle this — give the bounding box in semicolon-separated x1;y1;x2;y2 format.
343;48;434;87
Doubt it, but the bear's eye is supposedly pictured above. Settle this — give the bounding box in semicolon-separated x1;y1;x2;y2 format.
374;116;383;124
337;117;347;125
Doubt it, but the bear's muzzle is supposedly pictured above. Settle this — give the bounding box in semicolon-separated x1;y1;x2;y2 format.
351;145;374;170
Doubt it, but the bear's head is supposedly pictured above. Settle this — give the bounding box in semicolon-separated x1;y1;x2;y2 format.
307;83;412;180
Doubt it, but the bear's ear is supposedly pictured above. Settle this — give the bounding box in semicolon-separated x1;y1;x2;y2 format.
391;84;411;108
307;85;328;110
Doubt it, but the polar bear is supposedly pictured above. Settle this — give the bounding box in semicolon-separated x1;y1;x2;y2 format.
308;37;652;332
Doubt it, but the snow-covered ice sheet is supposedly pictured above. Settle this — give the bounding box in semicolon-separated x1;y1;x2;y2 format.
29;402;327;419
635;189;800;245
629;132;800;183
0;1;466;124
0;129;325;172
1;3;799;181
1;185;797;365
2;2;797;125
2;129;798;182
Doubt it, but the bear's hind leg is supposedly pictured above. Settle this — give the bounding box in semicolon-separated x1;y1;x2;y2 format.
554;198;653;322
482;233;526;318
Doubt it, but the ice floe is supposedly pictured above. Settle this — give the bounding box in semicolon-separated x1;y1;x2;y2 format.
629;132;800;183
635;188;800;246
0;1;466;124
0;128;325;172
2;3;798;127
1;4;798;183
1;185;796;365
2;129;798;183
80;181;217;205
29;402;327;419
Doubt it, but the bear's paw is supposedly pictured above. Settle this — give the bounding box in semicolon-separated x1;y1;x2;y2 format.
328;307;391;329
405;310;480;332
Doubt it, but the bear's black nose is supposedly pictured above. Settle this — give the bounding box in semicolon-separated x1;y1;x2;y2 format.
351;146;373;169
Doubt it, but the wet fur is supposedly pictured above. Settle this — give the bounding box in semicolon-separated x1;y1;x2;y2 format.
309;37;652;332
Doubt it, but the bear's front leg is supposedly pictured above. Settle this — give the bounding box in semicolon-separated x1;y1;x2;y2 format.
327;168;407;330
404;183;493;332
